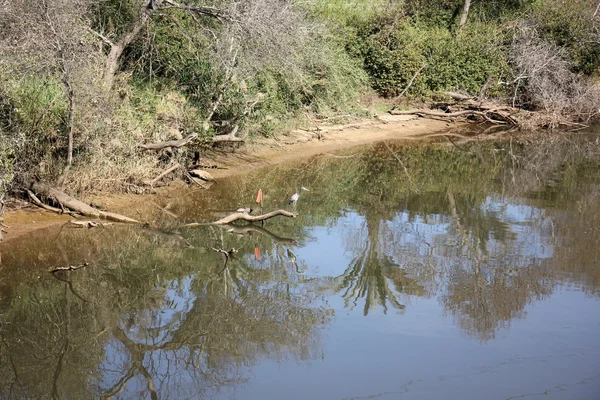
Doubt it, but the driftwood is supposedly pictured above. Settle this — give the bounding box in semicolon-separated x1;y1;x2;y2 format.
390;103;520;126
389;90;523;126
26;189;73;214
140;125;244;151
50;262;89;273
30;181;140;224
69;220;112;228
213;125;244;142
184;209;296;227
189;169;215;181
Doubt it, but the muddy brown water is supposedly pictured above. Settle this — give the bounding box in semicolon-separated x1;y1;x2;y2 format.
1;132;599;399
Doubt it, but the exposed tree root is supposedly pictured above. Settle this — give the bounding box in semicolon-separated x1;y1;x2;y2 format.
391;91;591;129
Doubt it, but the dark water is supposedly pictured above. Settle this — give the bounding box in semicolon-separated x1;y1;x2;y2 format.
1;135;600;400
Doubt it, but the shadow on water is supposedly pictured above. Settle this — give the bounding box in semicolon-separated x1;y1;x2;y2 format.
1;130;599;398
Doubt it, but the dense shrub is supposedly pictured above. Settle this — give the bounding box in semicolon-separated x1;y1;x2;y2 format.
349;17;511;97
530;0;600;75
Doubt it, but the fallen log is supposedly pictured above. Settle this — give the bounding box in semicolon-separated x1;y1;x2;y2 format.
184;209;296;227
140;134;197;150
31;181;140;224
26;189;73;214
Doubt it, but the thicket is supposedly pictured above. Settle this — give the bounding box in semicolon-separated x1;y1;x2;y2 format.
345;0;600;117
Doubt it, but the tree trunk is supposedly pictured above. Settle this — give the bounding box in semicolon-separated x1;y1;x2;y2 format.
459;0;471;27
57;71;75;185
103;1;153;90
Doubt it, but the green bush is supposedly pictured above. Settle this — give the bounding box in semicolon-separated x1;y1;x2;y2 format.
349;17;511;97
0;77;69;184
530;0;600;75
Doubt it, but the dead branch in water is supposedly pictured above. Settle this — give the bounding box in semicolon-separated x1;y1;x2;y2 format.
184;209;296;227
68;220;112;228
30;181;140;224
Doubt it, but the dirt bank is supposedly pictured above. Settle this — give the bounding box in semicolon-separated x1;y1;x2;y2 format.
0;116;451;243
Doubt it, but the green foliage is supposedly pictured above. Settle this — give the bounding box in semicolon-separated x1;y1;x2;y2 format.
530;0;600;75
124;12;218;110
89;0;139;40
0;77;68;183
306;0;394;26
348;18;511;97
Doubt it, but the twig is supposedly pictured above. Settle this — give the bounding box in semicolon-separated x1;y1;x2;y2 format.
86;27;115;46
144;163;182;186
398;62;427;97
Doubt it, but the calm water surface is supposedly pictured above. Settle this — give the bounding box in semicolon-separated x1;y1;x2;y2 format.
1;135;599;399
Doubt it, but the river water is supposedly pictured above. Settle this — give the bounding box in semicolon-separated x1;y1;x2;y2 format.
1;134;599;399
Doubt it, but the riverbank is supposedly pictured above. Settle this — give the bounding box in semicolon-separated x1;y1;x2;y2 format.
1;116;455;243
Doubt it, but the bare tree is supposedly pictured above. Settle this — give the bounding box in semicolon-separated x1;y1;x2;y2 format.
0;0;104;184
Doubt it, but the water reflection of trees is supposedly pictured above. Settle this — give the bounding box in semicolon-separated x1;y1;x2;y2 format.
1;135;599;397
333;140;591;341
0;228;330;399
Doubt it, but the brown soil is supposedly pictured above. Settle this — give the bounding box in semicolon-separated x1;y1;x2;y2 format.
0;115;451;244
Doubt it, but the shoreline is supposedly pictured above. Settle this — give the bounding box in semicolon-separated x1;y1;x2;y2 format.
0;115;453;244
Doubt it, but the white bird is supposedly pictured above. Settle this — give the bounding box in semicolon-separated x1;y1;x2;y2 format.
288;186;309;205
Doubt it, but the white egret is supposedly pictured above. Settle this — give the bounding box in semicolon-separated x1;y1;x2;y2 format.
288;186;309;205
